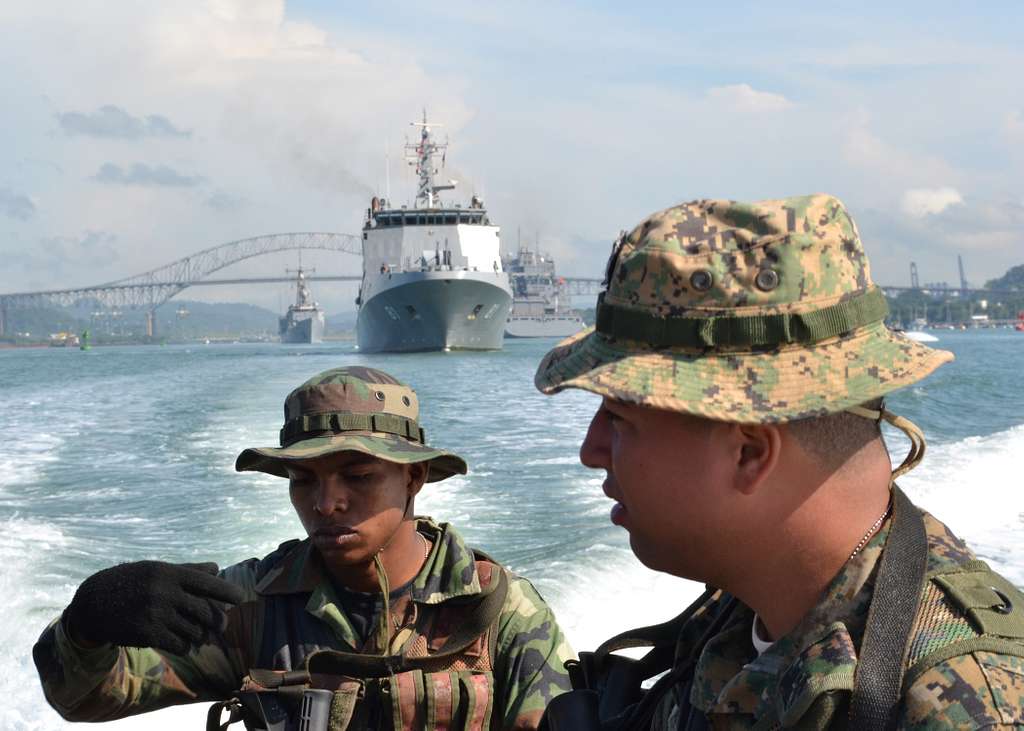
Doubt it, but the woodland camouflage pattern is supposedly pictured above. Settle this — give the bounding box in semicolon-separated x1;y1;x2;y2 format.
236;366;467;481
34;518;573;729
535;194;954;422
649;511;1024;729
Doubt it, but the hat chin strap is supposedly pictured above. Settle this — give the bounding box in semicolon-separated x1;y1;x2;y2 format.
369;491;415;654
845;404;926;480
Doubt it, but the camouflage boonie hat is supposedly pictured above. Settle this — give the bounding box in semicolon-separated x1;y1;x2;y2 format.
236;366;467;481
535;194;953;422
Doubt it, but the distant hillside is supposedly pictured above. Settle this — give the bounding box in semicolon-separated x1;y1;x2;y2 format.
1;300;362;344
326;310;357;333
154;300;277;338
985;264;1024;291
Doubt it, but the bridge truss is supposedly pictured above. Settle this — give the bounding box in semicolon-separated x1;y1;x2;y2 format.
0;232;361;336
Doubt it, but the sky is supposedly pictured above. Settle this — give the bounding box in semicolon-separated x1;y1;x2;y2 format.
0;0;1021;314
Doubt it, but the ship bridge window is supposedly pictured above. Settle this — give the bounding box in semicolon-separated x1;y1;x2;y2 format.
444;213;456;225
418;214;426;226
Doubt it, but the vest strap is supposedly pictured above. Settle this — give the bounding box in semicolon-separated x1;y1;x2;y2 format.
306;567;509;678
849;485;928;730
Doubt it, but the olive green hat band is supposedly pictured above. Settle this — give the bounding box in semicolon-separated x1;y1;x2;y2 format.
596;286;888;349
846;404;927;479
280;411;425;448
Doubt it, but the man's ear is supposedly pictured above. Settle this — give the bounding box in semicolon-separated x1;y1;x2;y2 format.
732;423;782;495
407;461;429;497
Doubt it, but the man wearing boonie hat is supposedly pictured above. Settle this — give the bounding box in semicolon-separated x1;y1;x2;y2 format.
535;195;1024;730
35;366;573;730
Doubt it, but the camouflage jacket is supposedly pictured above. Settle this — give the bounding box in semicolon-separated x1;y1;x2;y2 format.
651;511;1024;730
34;518;574;729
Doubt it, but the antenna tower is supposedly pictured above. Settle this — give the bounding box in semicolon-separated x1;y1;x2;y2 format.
405;110;455;208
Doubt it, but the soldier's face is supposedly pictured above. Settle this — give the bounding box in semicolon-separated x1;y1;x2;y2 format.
580;398;738;578
285;452;423;568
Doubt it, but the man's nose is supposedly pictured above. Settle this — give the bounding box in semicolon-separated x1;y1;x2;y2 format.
313;475;349;515
580;407;611;469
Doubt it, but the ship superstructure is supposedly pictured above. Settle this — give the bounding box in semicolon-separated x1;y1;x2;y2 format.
504;247;584;338
355;113;512;352
279;267;325;344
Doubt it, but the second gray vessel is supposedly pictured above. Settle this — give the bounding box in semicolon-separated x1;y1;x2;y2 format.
504;247;584;338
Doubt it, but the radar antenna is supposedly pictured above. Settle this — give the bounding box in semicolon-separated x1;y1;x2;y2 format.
406;109;456;208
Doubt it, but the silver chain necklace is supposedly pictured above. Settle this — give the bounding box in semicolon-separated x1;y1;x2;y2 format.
849;499;892;560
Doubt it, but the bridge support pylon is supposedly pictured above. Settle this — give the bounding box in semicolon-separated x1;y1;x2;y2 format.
0;301;6;337
146;310;156;339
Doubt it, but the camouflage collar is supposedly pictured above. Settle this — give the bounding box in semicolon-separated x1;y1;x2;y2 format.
254;517;486;604
690;510;978;725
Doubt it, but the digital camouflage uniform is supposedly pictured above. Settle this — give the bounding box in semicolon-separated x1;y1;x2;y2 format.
35;367;573;729
534;195;1024;729
644;514;1024;730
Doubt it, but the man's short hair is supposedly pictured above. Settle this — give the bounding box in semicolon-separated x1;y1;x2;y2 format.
786;398;884;471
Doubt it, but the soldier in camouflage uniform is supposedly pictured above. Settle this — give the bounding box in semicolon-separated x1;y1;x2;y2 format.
34;366;573;730
535;195;1024;730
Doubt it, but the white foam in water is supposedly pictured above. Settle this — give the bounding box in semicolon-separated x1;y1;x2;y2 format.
898;424;1024;585
0;432;63;491
10;426;1024;729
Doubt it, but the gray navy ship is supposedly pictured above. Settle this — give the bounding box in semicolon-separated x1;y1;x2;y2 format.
355;113;512;352
279;267;325;344
504;247;584;338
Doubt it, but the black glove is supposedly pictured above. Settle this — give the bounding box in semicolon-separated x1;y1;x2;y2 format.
64;561;246;656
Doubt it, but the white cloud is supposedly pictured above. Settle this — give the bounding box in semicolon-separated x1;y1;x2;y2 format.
706;84;793;112
94;163;205;187
901;187;964;218
58;105;191;139
1005;110;1024;141
0;188;36;220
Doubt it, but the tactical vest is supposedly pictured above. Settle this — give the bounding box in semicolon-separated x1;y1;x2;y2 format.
209;554;508;731
541;488;1024;730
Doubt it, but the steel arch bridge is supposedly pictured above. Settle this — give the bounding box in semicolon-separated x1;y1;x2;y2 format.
0;232;361;335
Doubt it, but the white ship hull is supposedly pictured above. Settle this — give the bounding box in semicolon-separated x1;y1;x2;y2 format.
357;270;512;352
505;315;585;338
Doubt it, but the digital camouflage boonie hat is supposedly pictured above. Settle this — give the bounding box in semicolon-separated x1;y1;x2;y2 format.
535;194;953;423
236;366;467;481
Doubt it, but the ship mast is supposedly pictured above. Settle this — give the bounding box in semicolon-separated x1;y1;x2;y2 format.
286;266;316;307
406;110;456;208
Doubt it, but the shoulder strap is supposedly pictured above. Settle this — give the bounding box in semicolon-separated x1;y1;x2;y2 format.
565;587;717;693
902;561;1024;689
849;486;928;731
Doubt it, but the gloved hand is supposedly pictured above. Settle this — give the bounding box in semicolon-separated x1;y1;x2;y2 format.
64;561;246;656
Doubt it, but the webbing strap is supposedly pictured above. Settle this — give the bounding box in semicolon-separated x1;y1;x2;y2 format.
280;411;425;447
305;568;509;678
849;486;928;730
595;286;888;348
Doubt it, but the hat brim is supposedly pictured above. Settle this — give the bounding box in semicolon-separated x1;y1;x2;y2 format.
535;322;953;423
235;433;467;482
